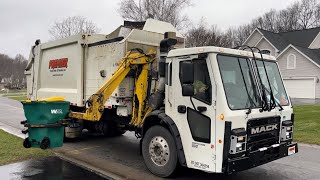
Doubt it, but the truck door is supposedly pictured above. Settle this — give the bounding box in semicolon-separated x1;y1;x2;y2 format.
170;55;216;172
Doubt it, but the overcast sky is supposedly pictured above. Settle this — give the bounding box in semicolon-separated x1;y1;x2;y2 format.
0;0;297;58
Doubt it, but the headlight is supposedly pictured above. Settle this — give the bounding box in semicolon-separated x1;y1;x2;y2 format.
230;128;247;154
281;120;293;142
237;136;246;142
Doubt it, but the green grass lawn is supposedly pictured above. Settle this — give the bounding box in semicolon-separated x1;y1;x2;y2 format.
0;130;53;165
0;89;27;94
2;91;27;101
5;95;27;101
293;105;320;145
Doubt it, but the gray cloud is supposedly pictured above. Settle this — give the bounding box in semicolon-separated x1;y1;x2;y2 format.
0;0;296;58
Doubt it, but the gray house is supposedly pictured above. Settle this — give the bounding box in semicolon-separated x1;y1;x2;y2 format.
244;27;320;99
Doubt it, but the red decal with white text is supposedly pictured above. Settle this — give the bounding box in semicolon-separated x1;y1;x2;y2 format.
49;58;68;76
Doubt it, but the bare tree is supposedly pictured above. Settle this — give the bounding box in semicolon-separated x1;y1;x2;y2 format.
275;4;301;32
297;0;319;29
185;19;232;48
223;0;320;47
49;16;100;40
118;0;191;30
0;53;27;88
185;19;209;47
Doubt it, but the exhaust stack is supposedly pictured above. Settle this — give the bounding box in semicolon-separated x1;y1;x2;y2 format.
149;32;177;110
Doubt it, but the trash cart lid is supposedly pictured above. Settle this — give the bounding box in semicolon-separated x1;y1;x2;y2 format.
25;96;66;103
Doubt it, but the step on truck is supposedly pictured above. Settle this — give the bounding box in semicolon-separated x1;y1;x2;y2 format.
23;19;298;177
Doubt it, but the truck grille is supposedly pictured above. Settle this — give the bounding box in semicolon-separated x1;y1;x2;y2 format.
247;116;280;151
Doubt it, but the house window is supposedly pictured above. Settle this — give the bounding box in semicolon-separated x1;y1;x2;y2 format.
287;54;296;69
261;50;271;55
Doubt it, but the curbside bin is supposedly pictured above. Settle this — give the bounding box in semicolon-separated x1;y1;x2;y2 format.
21;97;69;149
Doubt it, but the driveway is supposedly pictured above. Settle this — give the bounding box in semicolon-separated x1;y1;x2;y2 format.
291;98;320;106
1;97;320;180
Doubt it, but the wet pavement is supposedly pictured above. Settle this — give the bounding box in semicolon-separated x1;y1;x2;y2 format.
0;156;105;180
291;98;320;105
56;132;320;180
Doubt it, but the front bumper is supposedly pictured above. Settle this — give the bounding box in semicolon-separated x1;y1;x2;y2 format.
227;142;298;174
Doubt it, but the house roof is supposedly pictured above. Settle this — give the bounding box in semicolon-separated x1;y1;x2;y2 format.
256;27;320;66
257;29;288;50
294;46;320;66
258;27;320;51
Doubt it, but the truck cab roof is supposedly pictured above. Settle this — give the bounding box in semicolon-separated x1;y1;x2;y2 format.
167;46;276;61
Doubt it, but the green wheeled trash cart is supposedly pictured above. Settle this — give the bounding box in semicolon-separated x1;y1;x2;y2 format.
21;97;69;149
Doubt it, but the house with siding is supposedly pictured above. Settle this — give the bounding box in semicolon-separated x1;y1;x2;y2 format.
244;27;320;99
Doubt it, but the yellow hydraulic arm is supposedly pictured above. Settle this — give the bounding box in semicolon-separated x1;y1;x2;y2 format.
70;49;156;126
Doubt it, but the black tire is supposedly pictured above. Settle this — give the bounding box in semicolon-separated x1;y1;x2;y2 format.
142;125;178;177
23;138;31;148
40;137;50;150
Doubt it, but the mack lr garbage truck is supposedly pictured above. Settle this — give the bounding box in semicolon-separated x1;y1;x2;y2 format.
24;19;297;177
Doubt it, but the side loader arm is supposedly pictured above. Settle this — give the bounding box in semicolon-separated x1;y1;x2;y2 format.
69;49;156;123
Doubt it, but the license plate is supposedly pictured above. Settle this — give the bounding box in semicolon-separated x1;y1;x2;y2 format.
288;146;296;156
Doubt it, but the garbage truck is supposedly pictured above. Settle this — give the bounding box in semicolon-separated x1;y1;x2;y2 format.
23;19;298;177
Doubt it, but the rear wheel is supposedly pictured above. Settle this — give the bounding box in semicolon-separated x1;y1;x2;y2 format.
142;125;178;177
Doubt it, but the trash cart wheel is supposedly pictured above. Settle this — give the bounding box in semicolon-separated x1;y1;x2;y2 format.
40;137;50;149
23;138;31;148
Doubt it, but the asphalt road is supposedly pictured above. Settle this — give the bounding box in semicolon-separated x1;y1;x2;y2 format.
0;97;25;138
1;97;320;180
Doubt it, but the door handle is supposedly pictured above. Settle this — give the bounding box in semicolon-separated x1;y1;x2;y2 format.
197;106;207;112
177;105;186;113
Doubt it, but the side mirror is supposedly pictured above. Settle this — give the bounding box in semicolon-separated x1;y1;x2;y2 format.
182;84;194;96
180;61;194;84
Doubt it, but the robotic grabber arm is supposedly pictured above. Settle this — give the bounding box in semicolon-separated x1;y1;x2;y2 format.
69;49;156;125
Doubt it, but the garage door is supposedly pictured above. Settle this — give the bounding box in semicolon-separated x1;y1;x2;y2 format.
283;78;315;99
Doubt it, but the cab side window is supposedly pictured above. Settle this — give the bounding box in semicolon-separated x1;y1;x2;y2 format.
193;59;212;104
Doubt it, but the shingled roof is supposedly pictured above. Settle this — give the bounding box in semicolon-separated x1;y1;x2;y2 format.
257;27;320;64
257;29;288;50
258;27;320;51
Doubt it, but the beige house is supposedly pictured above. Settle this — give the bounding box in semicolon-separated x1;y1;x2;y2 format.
244;27;320;99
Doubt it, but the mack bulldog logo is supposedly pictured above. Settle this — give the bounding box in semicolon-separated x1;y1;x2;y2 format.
49;58;68;76
251;124;278;134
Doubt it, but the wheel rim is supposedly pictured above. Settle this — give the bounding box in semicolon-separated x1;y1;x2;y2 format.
149;136;170;166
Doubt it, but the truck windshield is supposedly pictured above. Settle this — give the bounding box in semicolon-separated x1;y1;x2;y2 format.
256;60;289;106
217;55;289;110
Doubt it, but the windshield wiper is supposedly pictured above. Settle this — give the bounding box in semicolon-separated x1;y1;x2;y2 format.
261;84;284;111
237;58;255;114
252;47;279;111
237;45;269;112
235;46;284;112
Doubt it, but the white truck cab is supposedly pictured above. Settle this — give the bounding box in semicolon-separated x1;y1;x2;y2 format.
142;46;297;175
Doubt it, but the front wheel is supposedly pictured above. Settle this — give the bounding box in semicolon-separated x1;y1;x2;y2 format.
142;125;178;177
